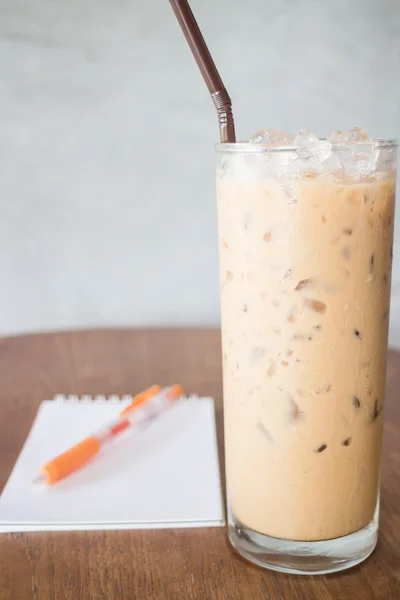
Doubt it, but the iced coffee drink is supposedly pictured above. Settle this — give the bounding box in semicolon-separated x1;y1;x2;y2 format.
217;128;397;573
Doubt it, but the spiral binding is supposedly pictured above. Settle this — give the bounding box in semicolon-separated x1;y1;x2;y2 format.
53;393;200;403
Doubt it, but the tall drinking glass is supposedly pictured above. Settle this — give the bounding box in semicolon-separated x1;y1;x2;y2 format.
216;140;397;574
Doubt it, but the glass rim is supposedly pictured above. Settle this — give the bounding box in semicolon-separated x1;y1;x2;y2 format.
215;139;398;153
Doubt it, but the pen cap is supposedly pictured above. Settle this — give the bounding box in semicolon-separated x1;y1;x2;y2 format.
166;384;184;399
120;384;161;415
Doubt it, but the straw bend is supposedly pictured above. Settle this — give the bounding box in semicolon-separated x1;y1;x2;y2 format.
169;0;236;143
211;90;235;143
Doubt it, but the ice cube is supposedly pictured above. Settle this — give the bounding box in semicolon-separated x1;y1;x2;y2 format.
313;140;333;163
293;129;320;146
328;130;347;144
327;128;375;178
342;130;374;178
249;128;294;145
328;127;371;144
320;149;344;174
345;127;371;143
371;144;396;173
293;131;334;171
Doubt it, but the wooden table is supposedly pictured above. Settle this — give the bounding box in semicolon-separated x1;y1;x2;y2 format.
0;329;399;600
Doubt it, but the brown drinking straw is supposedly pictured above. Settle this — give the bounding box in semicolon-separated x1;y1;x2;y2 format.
168;0;236;143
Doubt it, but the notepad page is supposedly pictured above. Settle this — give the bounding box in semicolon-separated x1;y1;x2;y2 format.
0;398;224;532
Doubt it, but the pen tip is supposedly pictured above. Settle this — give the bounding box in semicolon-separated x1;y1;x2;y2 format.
32;473;47;485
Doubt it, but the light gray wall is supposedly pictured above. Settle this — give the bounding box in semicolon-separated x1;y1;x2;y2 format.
1;0;400;344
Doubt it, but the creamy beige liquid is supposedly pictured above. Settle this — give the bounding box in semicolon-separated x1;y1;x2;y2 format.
218;171;395;541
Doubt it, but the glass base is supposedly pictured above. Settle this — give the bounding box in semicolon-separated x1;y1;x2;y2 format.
229;508;378;575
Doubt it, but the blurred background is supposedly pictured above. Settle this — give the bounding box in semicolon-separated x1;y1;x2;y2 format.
1;0;400;344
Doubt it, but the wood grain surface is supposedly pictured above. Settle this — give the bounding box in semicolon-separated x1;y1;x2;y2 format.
0;328;399;600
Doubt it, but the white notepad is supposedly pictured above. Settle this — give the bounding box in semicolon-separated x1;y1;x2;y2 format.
0;396;224;532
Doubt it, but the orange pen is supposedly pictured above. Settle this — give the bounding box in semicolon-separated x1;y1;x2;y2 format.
33;384;183;485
